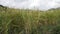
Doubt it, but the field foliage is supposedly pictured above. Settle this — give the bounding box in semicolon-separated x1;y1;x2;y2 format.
0;7;60;34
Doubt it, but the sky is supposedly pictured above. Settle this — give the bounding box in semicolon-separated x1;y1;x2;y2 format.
0;0;60;10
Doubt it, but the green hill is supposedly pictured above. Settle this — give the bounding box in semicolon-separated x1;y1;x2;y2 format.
0;6;60;34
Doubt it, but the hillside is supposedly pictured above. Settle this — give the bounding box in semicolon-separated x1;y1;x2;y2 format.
0;6;60;34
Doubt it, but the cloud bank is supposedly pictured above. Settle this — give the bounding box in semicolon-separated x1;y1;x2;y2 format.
0;0;60;10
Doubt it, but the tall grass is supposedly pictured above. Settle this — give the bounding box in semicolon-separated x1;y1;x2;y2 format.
0;7;60;34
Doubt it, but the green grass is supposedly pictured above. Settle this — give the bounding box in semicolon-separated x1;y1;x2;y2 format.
0;7;60;34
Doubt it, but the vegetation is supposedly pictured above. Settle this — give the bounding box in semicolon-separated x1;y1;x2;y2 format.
0;6;60;34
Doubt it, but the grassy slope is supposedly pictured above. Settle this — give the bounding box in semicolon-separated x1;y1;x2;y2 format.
0;7;60;34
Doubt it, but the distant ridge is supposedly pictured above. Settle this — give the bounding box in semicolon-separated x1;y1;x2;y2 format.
47;7;60;11
0;5;8;11
0;5;4;7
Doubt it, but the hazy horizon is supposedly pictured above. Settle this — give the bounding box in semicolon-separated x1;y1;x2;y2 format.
0;0;60;10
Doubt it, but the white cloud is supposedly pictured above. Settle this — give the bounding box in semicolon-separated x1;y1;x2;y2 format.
0;0;60;10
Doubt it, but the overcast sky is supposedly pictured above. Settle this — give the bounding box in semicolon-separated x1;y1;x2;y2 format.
0;0;60;10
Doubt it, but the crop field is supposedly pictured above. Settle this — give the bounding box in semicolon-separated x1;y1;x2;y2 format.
0;7;60;34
